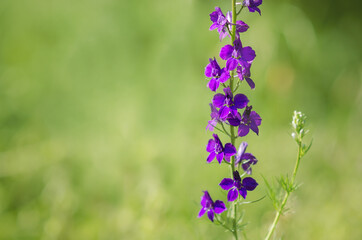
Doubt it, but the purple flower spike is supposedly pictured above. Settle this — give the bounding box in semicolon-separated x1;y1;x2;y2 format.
206;134;236;164
243;0;263;15
238;106;262;137
235;142;258;174
219;171;258;201
205;58;230;92
199;191;227;222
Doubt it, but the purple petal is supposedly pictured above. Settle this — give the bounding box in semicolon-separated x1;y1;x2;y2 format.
242;177;258;191
209;8;219;22
228;117;241;126
214;200;227;214
213;94;226;108
208;78;219;92
198;207;206;217
238;124;250;137
216;152;224;164
226;58;238;71
220;45;234;60
219;106;230;120
235;141;248;163
206;139;216;152
205;62;213;78
249;121;259;135
251;111;262;126
245;77;255;89
207;152;216;163
201;191;212;206
209;22;219;31
219;70;230;83
239;188;247;199
206;120;217;131
219;178;234;190
227;188;239;202
233;170;241;182
236;65;244;81
241;47;256;61
224;143;236;157
207;209;215;222
234;94;249;109
235;20;249;33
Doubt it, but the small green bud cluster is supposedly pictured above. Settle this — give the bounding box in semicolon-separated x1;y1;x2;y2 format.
291;111;312;157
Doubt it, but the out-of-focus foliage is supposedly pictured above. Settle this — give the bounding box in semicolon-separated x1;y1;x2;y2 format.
0;0;361;239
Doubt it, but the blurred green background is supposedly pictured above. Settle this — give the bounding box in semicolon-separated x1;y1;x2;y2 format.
0;0;361;239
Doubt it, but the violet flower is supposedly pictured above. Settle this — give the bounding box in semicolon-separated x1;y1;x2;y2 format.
206;134;236;164
205;58;230;92
212;87;249;116
219;38;256;71
238;106;262;137
210;8;249;41
209;7;229;40
198;191;227;222
235;142;258;174
219;170;258;201
206;103;230;131
243;0;263;15
236;63;255;90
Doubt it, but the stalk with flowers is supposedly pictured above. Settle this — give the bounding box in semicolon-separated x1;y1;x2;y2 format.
198;1;312;239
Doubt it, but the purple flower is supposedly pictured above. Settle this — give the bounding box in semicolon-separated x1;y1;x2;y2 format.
236;63;255;90
220;39;256;71
198;191;227;222
210;7;250;41
209;7;229;40
235;142;258;174
205;58;230;92
238;106;262;137
243;0;263;15
206;134;236;164
212;87;249;116
206;103;230;131
219;171;258;201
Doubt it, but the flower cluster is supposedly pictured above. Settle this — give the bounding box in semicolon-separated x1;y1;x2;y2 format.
199;2;263;223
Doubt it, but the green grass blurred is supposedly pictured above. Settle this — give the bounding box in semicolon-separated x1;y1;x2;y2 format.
0;0;361;239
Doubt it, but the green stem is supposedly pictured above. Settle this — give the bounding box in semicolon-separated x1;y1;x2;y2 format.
230;1;238;239
264;143;302;240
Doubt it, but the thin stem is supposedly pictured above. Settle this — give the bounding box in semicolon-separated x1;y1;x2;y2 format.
210;123;231;137
236;5;244;16
221;122;231;137
230;1;238;239
264;143;302;240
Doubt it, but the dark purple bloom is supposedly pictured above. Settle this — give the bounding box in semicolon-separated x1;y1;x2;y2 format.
212;87;249;116
205;58;230;92
198;191;227;222
235;142;258;174
236;63;255;90
206;134;236;164
238;106;262;137
219;171;258;201
234;20;249;34
220;39;256;71
243;0;263;15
